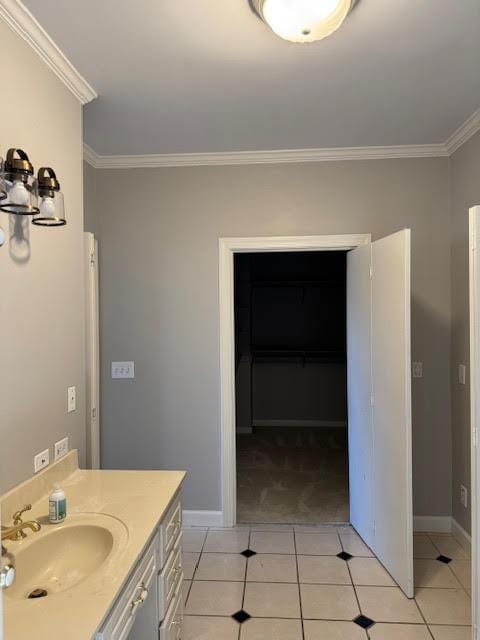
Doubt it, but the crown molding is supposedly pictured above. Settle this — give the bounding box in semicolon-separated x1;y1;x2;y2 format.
0;0;97;105
83;142;448;169
84;106;480;168
83;144;100;168
445;108;480;155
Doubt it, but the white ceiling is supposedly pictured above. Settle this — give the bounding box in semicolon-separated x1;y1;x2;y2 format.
23;0;480;155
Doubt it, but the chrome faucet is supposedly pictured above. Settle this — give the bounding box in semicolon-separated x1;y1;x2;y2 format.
1;504;41;542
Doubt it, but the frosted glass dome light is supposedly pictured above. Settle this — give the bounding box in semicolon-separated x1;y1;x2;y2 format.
251;0;354;43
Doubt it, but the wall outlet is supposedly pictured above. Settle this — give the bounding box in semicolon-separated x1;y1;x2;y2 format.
459;364;467;385
412;362;423;378
67;386;76;412
54;437;69;461
460;484;468;508
34;448;50;473
112;361;135;379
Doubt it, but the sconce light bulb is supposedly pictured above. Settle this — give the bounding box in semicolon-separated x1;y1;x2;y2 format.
40;196;56;217
9;180;30;206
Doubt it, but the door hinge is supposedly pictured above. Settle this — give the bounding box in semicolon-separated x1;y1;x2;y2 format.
90;252;95;266
369;266;373;280
473;427;478;448
92;407;97;419
370;393;375;407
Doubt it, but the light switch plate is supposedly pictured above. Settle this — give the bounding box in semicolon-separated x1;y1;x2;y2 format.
112;361;135;379
54;437;69;461
412;362;423;378
459;364;467;385
34;448;49;473
67;386;76;412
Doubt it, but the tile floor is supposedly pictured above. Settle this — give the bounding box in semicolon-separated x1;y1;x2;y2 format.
182;526;471;640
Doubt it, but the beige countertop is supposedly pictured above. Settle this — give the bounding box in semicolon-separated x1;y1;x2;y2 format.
2;453;185;640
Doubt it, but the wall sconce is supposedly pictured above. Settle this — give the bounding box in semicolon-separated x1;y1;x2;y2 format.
0;148;39;215
32;167;66;226
0;159;7;203
0;148;66;227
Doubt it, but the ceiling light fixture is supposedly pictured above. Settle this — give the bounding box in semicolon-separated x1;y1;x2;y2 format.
250;0;354;43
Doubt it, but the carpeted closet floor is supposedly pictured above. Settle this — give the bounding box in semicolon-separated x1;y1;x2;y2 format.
236;426;349;524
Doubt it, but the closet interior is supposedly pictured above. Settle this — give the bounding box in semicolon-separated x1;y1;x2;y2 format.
234;250;349;524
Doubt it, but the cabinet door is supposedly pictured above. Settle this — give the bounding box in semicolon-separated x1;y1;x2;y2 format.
127;577;159;640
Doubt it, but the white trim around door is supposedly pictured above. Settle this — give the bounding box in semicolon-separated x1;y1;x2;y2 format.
469;205;480;640
219;233;371;527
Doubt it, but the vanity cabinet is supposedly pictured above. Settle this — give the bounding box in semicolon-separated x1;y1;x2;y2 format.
95;494;183;640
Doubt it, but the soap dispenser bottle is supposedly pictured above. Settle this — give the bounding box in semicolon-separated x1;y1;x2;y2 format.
48;483;66;523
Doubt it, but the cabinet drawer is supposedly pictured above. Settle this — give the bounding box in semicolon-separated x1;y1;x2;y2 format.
96;535;158;640
158;532;183;621
158;496;182;567
159;578;183;640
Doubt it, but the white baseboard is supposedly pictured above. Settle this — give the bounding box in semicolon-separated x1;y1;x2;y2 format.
253;419;347;428
183;510;224;527
451;518;472;554
413;516;452;533
184;512;462;534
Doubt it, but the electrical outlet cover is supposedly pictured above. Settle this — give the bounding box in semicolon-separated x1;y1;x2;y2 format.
412;362;423;378
34;448;50;473
54;437;69;461
67;386;76;412
111;361;135;379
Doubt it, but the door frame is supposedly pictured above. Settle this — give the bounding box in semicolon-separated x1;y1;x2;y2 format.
219;233;371;527
469;206;480;640
84;232;101;469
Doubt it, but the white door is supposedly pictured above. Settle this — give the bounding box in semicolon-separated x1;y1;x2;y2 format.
469;205;480;638
347;229;413;598
84;233;101;469
371;229;413;597
347;243;374;549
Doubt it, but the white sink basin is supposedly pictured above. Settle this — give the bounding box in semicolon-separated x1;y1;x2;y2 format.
5;514;128;600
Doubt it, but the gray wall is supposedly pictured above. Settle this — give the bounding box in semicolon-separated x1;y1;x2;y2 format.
0;19;86;493
450;130;480;533
86;158;452;516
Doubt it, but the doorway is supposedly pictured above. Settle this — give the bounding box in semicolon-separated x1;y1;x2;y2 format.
234;250;349;524
219;231;413;596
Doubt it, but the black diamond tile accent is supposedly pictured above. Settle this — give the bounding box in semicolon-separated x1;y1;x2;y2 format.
337;551;353;561
232;610;251;624
241;549;257;558
437;554;452;564
353;615;375;630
